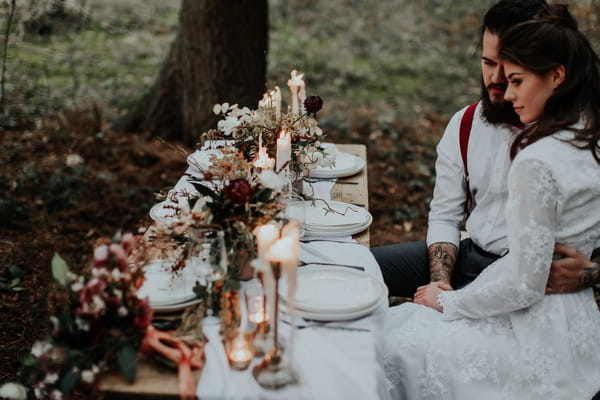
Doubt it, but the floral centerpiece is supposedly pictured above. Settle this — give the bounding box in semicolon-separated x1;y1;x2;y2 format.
19;233;150;399
200;70;333;178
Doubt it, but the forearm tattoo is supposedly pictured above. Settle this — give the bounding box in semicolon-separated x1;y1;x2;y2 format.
428;242;458;283
580;262;600;288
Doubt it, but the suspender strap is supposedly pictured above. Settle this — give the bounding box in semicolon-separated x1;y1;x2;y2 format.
460;102;478;175
459;102;478;215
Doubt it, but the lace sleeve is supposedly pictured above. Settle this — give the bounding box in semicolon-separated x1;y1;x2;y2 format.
439;157;559;320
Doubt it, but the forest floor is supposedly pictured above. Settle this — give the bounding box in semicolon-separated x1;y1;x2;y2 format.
1;0;599;387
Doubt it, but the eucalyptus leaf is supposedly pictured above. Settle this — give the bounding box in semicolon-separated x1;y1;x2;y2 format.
8;265;24;278
189;181;218;200
117;342;138;382
51;253;70;287
59;368;80;394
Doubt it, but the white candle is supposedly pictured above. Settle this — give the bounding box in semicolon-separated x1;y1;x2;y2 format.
275;130;292;172
274;86;282;118
298;82;306;114
288;70;304;115
266;236;298;269
253;134;275;170
253;224;279;259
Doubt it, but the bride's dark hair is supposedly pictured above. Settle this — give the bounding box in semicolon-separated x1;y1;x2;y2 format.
499;4;600;163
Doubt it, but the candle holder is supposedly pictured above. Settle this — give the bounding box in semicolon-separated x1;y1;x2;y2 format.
224;331;255;371
245;277;271;357
253;262;298;389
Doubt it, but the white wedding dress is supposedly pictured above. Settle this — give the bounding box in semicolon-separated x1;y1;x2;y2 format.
383;130;600;400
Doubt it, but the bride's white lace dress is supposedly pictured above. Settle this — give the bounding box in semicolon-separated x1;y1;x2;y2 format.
383;131;600;400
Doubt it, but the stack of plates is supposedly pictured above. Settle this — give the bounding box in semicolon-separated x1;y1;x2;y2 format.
137;260;201;313
279;265;387;321
287;200;372;238
311;151;365;179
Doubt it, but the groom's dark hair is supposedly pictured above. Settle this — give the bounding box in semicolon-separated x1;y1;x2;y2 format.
479;0;550;126
483;0;549;35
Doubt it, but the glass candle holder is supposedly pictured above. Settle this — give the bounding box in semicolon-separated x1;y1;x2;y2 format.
224;333;254;370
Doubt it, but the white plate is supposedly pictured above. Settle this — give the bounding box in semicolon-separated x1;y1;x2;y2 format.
311;151;365;179
287;200;370;228
152;298;203;313
301;213;372;238
280;265;385;314
186;149;223;172
149;201;182;225
138;260;198;307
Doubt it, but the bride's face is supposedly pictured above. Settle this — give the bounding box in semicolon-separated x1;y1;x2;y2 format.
502;60;564;124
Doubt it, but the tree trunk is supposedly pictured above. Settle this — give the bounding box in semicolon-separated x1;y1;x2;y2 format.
115;0;268;146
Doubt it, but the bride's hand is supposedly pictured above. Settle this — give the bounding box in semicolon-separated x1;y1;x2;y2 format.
414;281;453;312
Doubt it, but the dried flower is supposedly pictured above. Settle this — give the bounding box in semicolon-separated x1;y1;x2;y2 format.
304;95;323;115
223;179;253;204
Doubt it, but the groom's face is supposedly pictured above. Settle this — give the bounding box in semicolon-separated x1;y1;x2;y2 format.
481;30;508;105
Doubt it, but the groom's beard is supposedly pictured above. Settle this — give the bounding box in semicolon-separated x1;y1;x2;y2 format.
480;82;522;127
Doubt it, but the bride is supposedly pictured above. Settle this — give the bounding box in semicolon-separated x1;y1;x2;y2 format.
383;5;600;399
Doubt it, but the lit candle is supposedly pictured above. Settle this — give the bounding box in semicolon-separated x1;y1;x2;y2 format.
266;236;298;269
253;134;275;170
275;130;292;172
247;295;267;324
226;335;253;370
253;224;280;259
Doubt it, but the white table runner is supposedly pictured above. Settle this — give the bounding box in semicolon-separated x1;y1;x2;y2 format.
197;241;390;400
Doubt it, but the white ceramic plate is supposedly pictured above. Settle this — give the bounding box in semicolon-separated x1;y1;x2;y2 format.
301;212;372;238
311;151;365;179
152;298;203;313
280;265;385;314
138;260;198;307
186;149;223;172
149;201;182;225
287;200;370;228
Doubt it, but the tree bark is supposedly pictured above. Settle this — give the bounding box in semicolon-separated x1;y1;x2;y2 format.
115;0;268;146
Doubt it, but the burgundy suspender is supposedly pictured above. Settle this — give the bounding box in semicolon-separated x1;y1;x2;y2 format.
459;102;478;215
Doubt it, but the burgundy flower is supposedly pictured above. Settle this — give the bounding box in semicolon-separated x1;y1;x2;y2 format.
134;298;152;329
304;95;323;115
224;179;253;204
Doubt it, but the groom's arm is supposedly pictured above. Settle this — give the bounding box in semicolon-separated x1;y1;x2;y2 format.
427;242;458;284
546;244;600;294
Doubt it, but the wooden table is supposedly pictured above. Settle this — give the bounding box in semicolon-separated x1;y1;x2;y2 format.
99;143;369;399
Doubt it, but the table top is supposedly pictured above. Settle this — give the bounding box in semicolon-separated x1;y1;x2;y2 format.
99;143;371;399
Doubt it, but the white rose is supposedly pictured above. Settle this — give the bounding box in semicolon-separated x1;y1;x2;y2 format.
117;306;128;317
258;170;287;190
31;341;51;357
81;370;95;384
0;382;27;400
44;373;59;384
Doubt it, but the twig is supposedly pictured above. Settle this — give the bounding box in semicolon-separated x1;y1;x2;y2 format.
0;0;16;116
158;137;191;160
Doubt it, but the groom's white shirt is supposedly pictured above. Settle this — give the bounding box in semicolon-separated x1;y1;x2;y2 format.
426;102;518;256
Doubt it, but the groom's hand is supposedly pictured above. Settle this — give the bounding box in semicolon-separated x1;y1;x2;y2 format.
414;281;453;312
547;244;597;294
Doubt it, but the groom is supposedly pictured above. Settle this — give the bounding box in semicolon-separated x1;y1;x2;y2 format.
372;0;600;306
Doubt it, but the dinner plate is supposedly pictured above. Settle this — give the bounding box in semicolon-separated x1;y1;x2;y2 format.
287;200;370;228
138;260;198;307
152;298;203;313
186;149;223;172
301;212;372;238
149;201;183;225
280;265;385;314
311;151;365;179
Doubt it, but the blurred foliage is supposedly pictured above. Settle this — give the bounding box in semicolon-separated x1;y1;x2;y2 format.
1;0;598;131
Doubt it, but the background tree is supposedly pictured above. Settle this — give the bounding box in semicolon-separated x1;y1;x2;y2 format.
116;0;268;145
